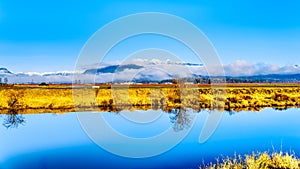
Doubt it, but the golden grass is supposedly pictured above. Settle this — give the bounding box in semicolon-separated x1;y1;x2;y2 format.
201;151;300;169
0;84;300;114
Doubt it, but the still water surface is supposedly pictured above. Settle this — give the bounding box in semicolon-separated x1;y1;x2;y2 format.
1;108;300;169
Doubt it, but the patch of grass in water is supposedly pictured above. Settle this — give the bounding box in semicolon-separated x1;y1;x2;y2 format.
200;151;300;169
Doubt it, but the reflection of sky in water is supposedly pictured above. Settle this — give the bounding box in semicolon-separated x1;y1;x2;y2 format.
103;110;172;138
1;108;300;169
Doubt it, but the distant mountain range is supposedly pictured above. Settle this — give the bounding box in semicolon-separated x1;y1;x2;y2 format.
0;68;12;74
0;62;300;84
83;64;143;74
225;74;300;83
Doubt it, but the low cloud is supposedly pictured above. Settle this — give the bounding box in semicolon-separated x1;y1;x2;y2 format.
1;60;299;84
223;60;300;76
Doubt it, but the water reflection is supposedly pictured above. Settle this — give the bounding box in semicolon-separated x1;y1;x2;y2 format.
169;109;194;131
273;107;289;111
0;105;298;115
1;108;300;169
0;106;294;129
0;108;195;133
2;109;25;129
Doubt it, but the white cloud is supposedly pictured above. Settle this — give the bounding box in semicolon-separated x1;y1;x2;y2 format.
223;60;300;76
1;60;300;84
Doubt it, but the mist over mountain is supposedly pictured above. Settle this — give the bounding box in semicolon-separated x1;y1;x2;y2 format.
0;60;299;84
223;60;300;76
84;64;143;74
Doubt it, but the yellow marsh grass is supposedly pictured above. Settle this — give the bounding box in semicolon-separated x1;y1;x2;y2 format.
201;151;300;169
1;85;300;114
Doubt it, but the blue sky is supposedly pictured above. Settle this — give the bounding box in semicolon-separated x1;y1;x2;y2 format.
0;0;300;72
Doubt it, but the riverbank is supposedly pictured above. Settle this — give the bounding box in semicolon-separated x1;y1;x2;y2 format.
200;151;300;169
0;84;300;114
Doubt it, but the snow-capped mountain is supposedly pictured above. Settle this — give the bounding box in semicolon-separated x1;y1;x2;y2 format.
1;60;300;84
0;68;79;84
0;68;12;74
0;61;204;84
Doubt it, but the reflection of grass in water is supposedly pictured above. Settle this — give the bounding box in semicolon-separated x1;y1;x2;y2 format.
201;151;300;169
169;109;193;132
2;110;25;129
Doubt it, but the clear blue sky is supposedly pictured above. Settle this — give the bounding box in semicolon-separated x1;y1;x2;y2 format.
0;0;299;72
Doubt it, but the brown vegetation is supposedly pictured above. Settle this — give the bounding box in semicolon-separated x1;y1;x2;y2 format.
0;84;300;114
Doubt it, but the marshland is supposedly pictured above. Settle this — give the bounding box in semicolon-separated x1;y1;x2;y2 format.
1;83;299;114
1;83;300;169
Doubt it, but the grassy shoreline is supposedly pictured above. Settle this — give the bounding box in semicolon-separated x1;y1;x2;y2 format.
200;151;300;169
1;84;300;114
